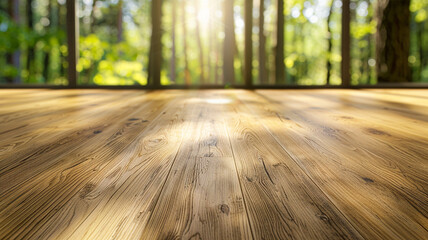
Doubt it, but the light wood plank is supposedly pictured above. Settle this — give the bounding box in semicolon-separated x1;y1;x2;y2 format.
240;90;428;240
0;91;140;157
223;90;363;239
258;90;428;195
43;91;201;240
141;91;252;239
0;91;162;196
0;91;180;239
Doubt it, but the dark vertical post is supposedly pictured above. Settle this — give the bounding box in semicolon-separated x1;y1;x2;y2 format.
117;0;123;42
66;0;78;87
259;0;266;84
170;0;176;84
148;0;162;88
275;0;285;84
7;0;21;83
375;0;411;83
223;0;235;85
244;0;253;88
341;0;351;87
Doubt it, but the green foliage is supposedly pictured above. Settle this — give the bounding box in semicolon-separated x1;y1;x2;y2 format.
0;14;22;52
1;0;427;85
78;34;147;85
351;20;376;39
410;0;428;22
77;34;106;72
94;60;146;85
0;3;67;84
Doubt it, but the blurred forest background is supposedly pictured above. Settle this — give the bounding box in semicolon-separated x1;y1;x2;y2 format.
0;0;427;86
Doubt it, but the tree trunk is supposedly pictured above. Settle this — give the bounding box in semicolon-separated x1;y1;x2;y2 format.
416;21;425;82
341;0;350;87
148;0;162;86
181;0;190;85
117;0;123;42
258;0;267;84
26;0;34;80
326;0;333;85
89;0;97;33
289;23;297;83
375;0;411;83
422;22;428;76
275;0;284;84
170;0;176;84
195;0;205;84
43;0;52;83
207;0;214;84
214;5;221;85
58;1;65;78
363;4;372;84
223;0;235;85
244;0;253;87
7;0;21;83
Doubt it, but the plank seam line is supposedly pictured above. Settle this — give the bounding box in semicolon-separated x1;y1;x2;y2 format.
243;90;367;240
141;94;199;238
223;95;256;240
59;91;176;238
139;146;181;237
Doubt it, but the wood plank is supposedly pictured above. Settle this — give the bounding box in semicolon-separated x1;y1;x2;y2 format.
32;91;201;240
258;90;428;192
240;90;428;240
304;90;428;126
0;91;181;239
0;90;131;125
0;91;139;157
0;91;160;196
141;91;252;239
367;89;428;100
223;90;362;239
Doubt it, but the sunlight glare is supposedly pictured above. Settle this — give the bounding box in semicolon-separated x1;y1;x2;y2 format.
197;7;211;27
206;98;232;105
188;97;232;104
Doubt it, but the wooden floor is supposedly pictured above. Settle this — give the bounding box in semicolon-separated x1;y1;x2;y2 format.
0;89;427;240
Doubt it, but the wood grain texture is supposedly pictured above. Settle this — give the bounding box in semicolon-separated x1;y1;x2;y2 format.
0;90;177;239
238;89;428;240
141;92;252;239
0;89;427;240
223;92;363;240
